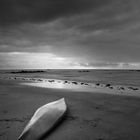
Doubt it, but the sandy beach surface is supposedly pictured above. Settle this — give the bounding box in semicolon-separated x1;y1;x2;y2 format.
1;70;140;140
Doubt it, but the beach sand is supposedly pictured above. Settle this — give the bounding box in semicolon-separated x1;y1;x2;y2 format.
1;77;140;140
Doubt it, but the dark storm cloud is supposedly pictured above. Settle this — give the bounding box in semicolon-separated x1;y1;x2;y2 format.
0;0;113;25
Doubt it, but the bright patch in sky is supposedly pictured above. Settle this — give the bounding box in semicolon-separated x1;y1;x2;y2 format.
0;52;92;69
0;52;140;69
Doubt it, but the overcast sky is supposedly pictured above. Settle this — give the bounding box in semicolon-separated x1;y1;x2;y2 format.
0;0;140;69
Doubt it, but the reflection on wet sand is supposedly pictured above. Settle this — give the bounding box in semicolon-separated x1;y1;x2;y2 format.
20;79;94;92
20;78;140;96
0;76;139;96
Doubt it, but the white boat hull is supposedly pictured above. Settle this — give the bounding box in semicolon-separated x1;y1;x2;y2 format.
18;98;67;140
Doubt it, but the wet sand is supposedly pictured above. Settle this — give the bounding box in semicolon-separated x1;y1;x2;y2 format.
1;79;140;140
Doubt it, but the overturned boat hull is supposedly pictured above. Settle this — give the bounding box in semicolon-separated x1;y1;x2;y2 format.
18;98;67;140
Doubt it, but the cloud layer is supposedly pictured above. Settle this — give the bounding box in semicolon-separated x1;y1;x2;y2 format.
0;0;112;25
0;0;140;68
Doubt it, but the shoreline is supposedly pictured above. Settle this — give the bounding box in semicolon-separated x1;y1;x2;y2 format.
0;76;140;97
